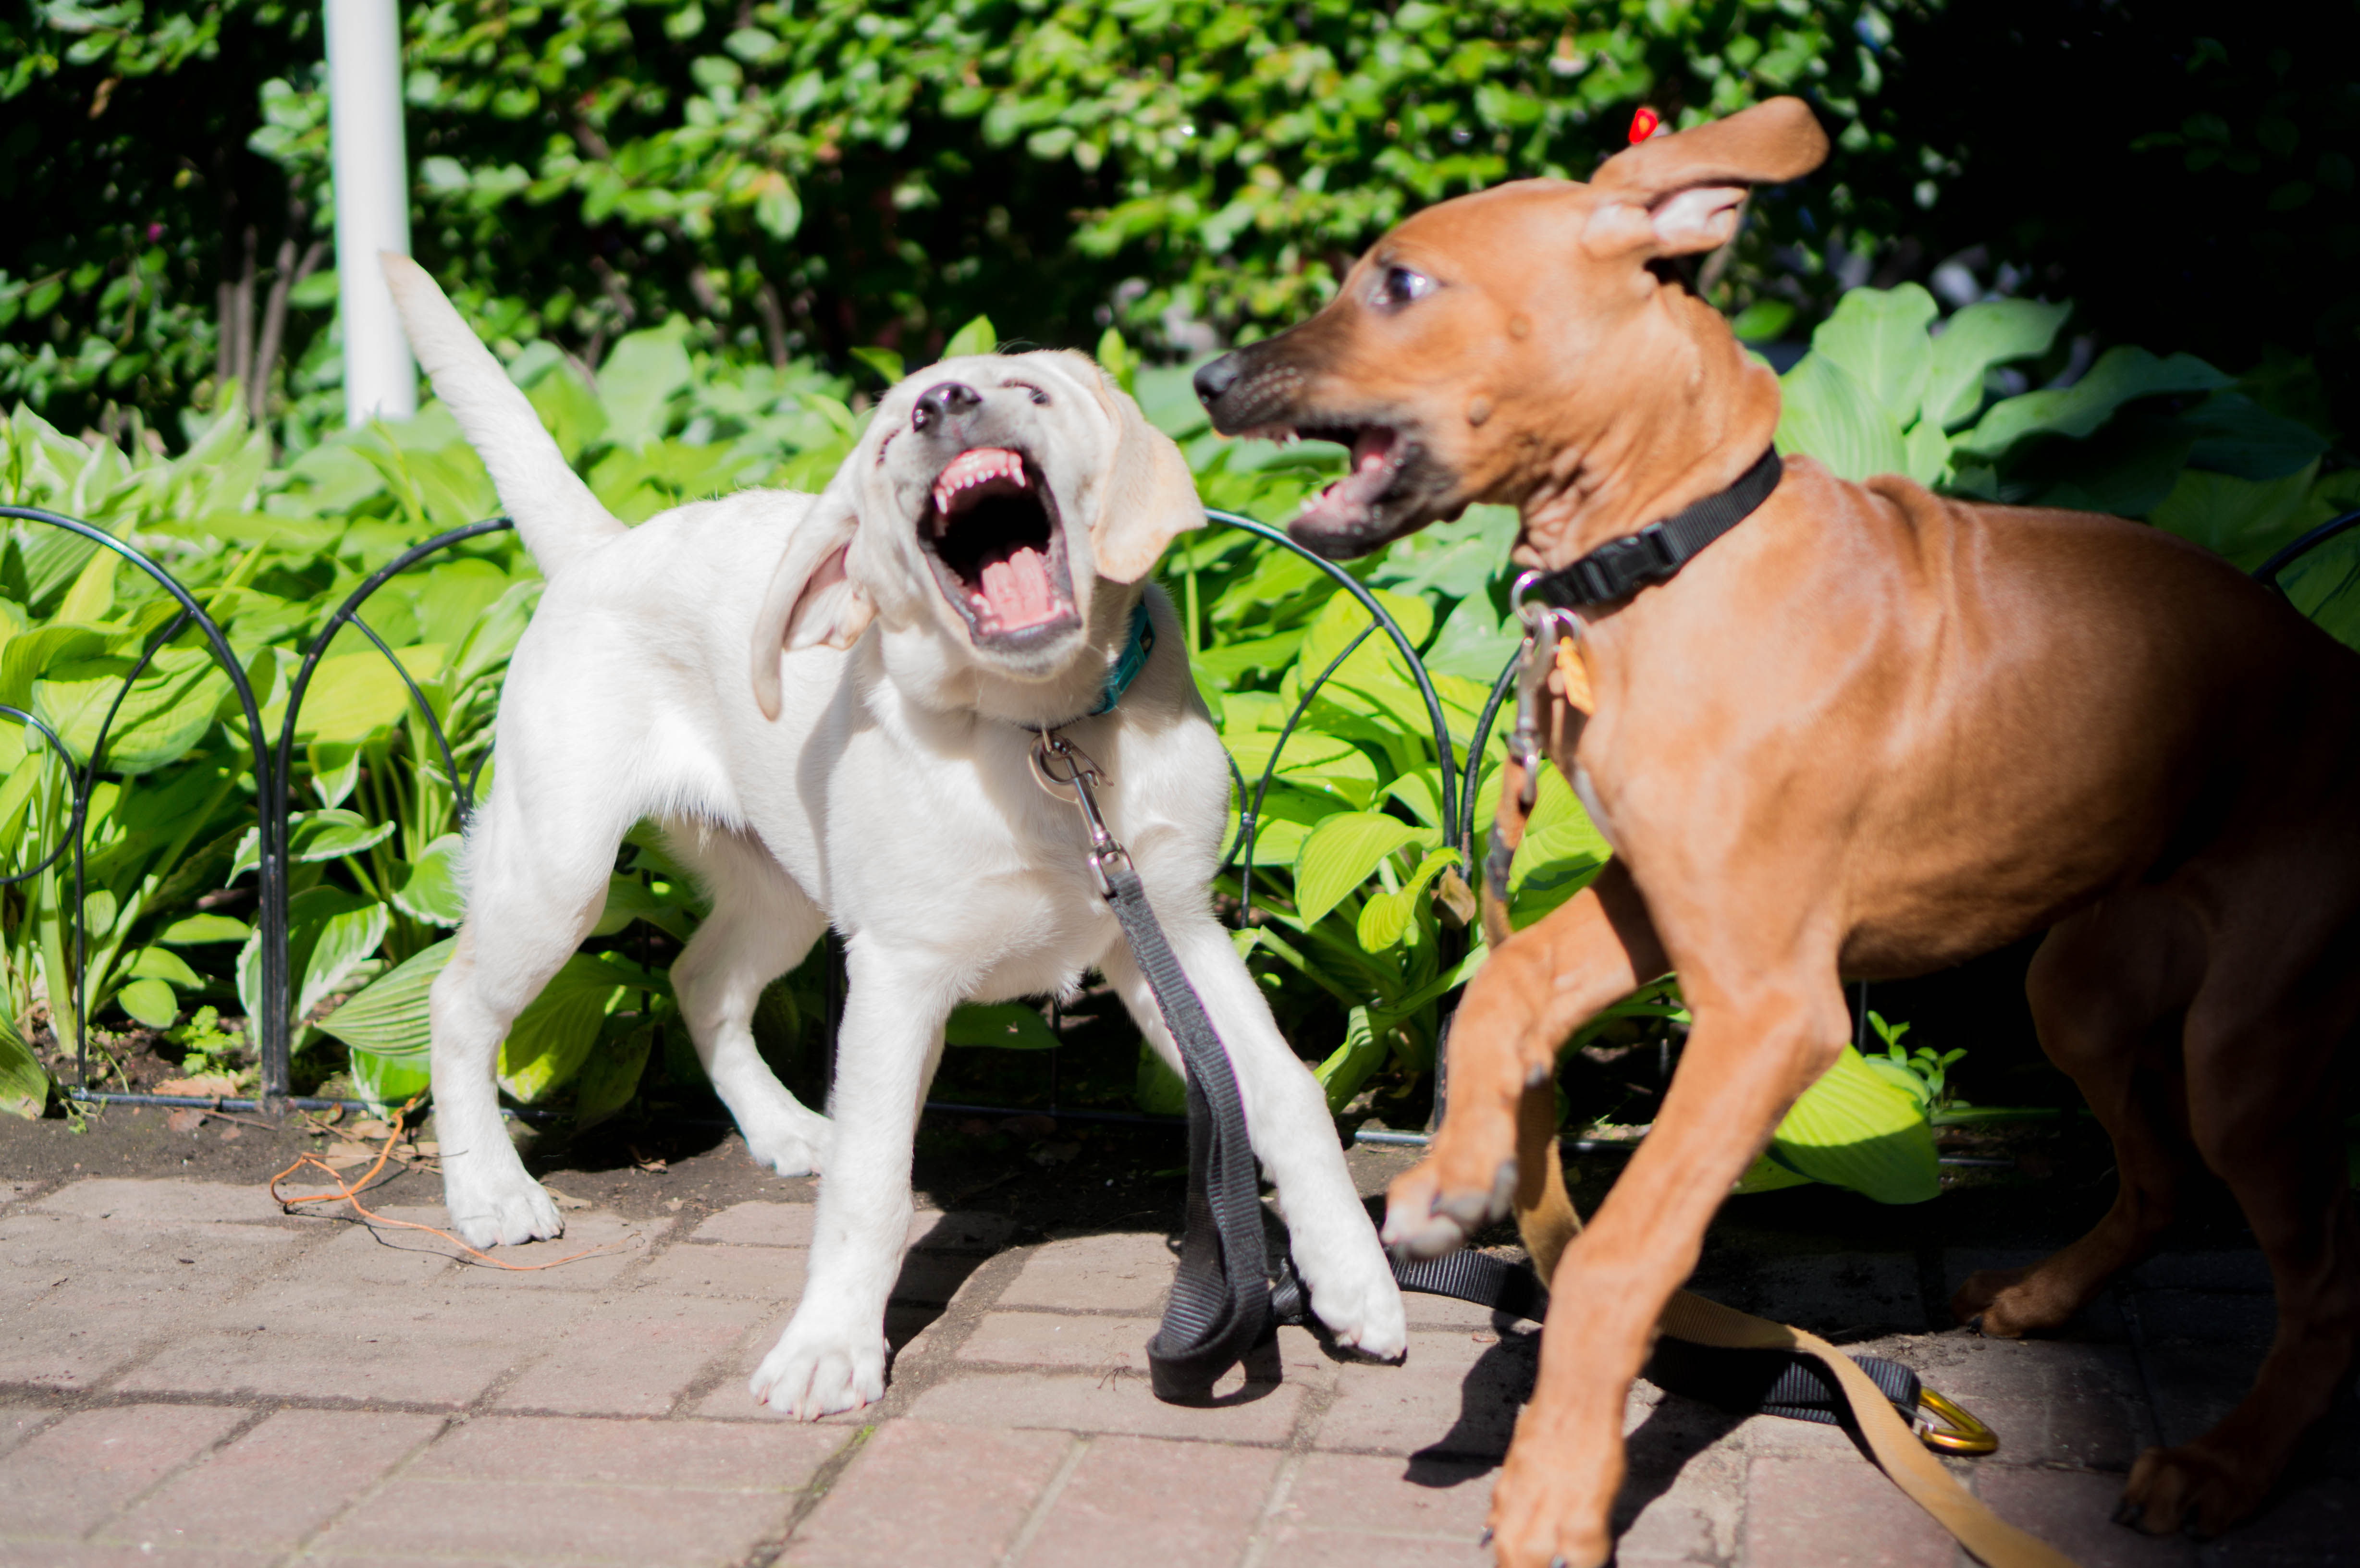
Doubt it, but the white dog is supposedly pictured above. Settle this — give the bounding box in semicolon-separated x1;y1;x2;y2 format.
382;257;1406;1418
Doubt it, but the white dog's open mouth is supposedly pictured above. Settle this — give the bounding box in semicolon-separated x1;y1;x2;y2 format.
921;446;1081;645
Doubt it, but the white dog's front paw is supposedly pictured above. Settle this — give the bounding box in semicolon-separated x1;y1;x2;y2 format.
740;1114;831;1177
748;1317;886;1419
442;1159;564;1249
1309;1250;1408;1361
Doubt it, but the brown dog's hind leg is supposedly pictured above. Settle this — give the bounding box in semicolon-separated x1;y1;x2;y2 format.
1955;898;2203;1335
1384;864;1663;1260
2118;956;2360;1538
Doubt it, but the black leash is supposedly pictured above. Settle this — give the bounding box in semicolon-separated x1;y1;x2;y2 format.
1030;727;1980;1444
1522;447;1782;610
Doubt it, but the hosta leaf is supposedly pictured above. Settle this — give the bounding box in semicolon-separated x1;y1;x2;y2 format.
32;647;229;774
598;325;694;449
1954;346;2229;460
1293;811;1423;926
274;644;448;745
1760;1045;1939;1204
0;1014;47;1119
295;891;392;1026
1357;847;1459;952
393;833;467;926
1135;1041;1188;1116
348;1047;431;1116
574;1018;654;1129
292;809;397;863
1777;353;1907;482
1314;1004;1387;1114
115;976;179;1029
317;937;455;1059
159;913;249;945
1920;299;2071;431
945;1002;1061;1051
127;946;202;985
942;315;998;358
1809;284;1937;425
498;954;631;1102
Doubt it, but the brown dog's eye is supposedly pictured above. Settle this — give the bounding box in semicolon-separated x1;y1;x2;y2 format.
1371;265;1437;312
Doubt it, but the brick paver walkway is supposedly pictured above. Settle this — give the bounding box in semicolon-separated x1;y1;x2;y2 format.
2;1165;2352;1567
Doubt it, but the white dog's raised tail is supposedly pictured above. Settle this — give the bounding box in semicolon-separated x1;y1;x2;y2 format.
381;252;626;576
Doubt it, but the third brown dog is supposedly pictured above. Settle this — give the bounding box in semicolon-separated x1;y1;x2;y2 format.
1192;97;2360;1568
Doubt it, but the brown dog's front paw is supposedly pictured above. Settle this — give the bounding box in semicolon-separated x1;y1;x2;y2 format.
1382;1133;1518;1259
1483;1441;1617;1568
1953;1264;2079;1337
2119;1443;2272;1539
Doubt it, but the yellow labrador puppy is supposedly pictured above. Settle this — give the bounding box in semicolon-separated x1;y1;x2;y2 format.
384;257;1406;1420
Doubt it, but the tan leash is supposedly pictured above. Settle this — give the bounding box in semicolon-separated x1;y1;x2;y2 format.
1479;599;2079;1568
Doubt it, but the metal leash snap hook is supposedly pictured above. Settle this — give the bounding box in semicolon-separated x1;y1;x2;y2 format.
1031;730;1130;898
1912;1386;1998;1456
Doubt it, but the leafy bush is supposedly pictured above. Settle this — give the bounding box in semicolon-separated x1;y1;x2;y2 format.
3;0;1913;434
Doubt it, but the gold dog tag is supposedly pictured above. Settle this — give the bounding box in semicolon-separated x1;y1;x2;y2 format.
1553;635;1594;714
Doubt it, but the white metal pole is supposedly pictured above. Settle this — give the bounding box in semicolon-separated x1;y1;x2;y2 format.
326;0;416;426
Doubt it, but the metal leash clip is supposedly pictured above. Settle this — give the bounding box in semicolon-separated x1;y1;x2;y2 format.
1912;1386;2000;1455
1030;730;1130;898
1505;570;1587;814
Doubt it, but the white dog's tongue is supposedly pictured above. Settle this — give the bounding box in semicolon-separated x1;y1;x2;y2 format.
978;547;1058;629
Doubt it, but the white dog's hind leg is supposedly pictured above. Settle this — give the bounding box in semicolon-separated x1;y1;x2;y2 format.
749;937;947;1418
1106;915;1408;1360
664;824;833;1176
430;792;617;1249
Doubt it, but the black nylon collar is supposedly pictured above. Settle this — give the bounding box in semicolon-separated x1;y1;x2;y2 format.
1525;447;1783;610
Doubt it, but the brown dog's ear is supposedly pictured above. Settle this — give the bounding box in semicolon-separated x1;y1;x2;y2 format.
1582;97;1829;259
1069;354;1203;584
749;476;875;720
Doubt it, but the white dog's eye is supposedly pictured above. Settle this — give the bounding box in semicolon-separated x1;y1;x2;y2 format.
1372;265;1437;311
1003;379;1051;406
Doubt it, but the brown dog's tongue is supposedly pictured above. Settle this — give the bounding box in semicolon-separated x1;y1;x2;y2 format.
979;546;1059;628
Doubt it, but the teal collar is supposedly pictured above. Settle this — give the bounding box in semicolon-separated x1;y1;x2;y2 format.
1088;599;1156;717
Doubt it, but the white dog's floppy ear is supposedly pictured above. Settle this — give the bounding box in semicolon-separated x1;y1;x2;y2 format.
1075;358;1203;584
749;480;874;720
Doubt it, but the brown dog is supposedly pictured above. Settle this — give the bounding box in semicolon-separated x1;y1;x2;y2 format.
1193;98;2360;1568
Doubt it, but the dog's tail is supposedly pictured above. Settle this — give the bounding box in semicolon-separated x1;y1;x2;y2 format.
381;253;626;576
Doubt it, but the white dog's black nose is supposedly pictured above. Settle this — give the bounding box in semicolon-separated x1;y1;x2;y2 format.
912;381;982;432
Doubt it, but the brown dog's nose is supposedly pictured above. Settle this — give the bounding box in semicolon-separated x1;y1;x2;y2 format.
1192;354;1242;407
912;381;982;432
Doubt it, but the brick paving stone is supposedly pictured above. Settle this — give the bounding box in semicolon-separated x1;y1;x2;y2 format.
439;1210;655;1292
0;1402;53;1459
2139;1344;2265;1449
2125;1252;2275;1294
119;1290;554;1407
909;1366;1310;1445
1275;1449;1496;1541
634;1239;810;1301
1702;1254;1928;1333
1254;1530;1492;1567
1;1211;308;1300
28;1178;289;1225
2219;1477;2360;1567
781;1419;1071;1568
959;1313;1336;1386
1976;1467;2197;1568
908;1208;1017;1252
891;1247;995;1306
689;1303;953;1421
1315;1327;1538;1458
0;1404;246;1543
1016;1434;1281;1568
0;1301;161;1391
1741;1453;1955;1568
99;1408;443;1552
408;1414;845;1488
307;1474;800;1567
1;1545;260;1567
494;1294;774;1416
266;1206;461;1287
997;1231;1179;1315
692;1200;816;1247
2128;1289;2279;1347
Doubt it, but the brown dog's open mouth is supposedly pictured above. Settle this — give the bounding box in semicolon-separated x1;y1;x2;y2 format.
1244;421;1420;553
921;446;1081;646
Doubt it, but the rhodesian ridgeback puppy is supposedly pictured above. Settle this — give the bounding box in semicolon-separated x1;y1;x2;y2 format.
1193;97;2360;1567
